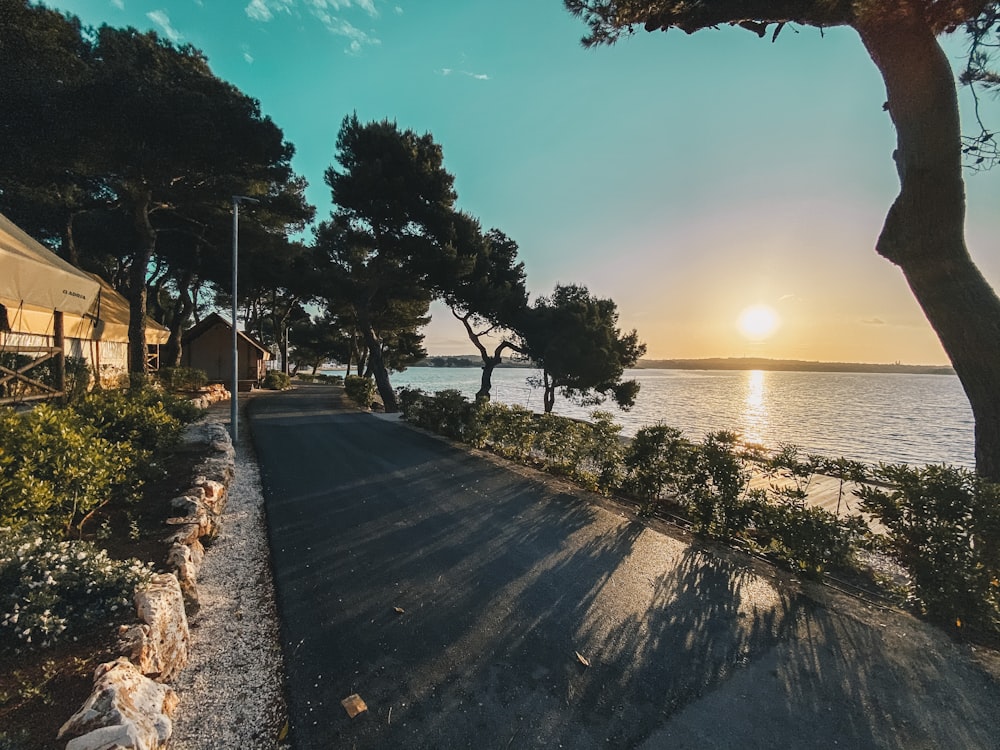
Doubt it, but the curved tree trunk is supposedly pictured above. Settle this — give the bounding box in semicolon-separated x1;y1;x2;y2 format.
858;19;1000;480
357;307;398;412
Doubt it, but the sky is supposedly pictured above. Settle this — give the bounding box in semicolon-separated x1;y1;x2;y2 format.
41;0;1000;365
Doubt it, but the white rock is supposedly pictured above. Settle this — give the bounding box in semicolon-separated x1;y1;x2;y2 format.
132;574;189;682
58;658;177;750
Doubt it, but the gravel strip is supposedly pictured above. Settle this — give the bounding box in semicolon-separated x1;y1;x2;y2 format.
169;405;289;749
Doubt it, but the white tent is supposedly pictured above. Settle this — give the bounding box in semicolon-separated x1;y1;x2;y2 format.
0;212;100;315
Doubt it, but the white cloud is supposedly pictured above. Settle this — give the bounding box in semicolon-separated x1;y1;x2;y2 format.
439;68;491;81
245;0;293;22
111;0;125;9
394;5;403;14
245;0;381;54
243;50;254;63
147;10;183;42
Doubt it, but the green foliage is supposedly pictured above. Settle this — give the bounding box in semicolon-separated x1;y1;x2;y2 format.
71;387;195;453
318;374;344;384
0;404;137;536
757;503;865;577
404;389;474;439
469;401;536;460
0;532;151;653
522;284;645;412
679;431;760;539
859;464;1000;632
157;366;208;392
622;424;690;502
262;370;292;390
344;375;376;408
296;373;315;382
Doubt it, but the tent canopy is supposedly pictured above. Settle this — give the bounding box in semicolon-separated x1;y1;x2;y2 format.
0;212;100;315
4;273;169;344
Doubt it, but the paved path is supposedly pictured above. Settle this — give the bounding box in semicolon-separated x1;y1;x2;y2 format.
250;385;1000;749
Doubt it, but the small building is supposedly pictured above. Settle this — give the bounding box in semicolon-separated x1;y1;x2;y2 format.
181;313;270;391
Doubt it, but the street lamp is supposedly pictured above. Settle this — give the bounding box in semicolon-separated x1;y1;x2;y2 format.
231;195;259;444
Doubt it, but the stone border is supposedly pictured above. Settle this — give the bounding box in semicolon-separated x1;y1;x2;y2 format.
58;394;235;750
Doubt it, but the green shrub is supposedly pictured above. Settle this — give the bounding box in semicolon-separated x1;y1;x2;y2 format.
859;464;1000;632
157;366;208;392
0;404;137;536
296;373;315;383
679;431;760;539
344;375;375;408
0;532;151;653
262;370;292;390
757;502;865;576
72;387;190;453
317;373;343;384
622;424;690;502
469;402;536;460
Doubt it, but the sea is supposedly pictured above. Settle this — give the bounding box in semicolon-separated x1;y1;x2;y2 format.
326;367;975;469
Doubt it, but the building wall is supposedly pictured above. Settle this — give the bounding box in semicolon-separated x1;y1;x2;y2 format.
182;321;266;383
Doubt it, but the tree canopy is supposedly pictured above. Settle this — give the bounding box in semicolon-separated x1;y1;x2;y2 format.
523;284;645;413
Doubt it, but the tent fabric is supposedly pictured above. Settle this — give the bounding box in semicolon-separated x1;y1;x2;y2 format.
0;212;100;315
3;274;169;344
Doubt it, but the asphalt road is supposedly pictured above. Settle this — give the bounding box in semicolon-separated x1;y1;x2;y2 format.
250;385;1000;749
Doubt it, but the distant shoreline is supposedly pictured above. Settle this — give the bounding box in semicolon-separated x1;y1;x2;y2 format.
635;357;955;375
404;355;955;376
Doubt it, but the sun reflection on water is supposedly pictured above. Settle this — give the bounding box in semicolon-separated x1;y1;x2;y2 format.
742;370;768;446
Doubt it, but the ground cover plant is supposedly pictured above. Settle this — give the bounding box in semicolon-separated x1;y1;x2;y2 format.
0;383;205;748
395;387;1000;640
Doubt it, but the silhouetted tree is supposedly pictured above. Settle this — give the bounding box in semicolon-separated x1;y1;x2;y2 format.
523;284;645;413
318;115;458;411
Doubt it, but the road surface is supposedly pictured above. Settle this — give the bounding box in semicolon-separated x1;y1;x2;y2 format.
249;384;1000;749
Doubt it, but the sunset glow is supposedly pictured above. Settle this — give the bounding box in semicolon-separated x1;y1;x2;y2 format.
737;305;780;341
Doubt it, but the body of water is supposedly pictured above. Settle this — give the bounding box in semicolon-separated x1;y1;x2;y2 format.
328;367;975;469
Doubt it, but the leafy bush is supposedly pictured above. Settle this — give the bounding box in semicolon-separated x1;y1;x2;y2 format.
679;431;761;539
859;464;1000;632
344;375;375;408
157;366;208;392
757;502;865;576
0;404;137;536
71;387;193;453
262;370;292;390
470;402;536;460
0;532;151;653
622;424;690;502
317;373;343;384
296;373;315;382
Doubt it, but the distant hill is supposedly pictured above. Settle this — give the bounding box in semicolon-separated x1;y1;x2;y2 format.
415;354;954;375
635;357;955;375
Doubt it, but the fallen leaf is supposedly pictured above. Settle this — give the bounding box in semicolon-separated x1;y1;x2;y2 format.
575;651;590;668
341;693;368;718
277;720;289;741
394;606;405;615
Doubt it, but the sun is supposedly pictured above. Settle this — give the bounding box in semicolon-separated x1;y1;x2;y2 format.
737;305;780;341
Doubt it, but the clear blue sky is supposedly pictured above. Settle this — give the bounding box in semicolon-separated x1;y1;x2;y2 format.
43;0;1000;364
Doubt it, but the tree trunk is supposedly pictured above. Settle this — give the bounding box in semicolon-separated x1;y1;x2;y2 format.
357;307;398;412
542;370;555;413
126;187;156;375
162;269;194;368
858;19;1000;481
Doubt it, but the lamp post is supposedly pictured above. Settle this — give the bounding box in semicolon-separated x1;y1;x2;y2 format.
231;195;259;444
